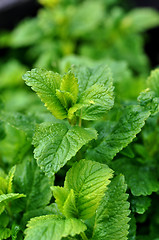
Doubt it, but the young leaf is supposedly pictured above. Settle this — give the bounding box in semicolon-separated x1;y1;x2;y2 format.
92;175;130;240
53;159;113;220
68;65;114;120
33;123;97;176
86;105;150;163
24;215;87;240
23;68;67;119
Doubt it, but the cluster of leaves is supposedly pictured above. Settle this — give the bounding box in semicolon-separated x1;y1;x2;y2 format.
0;0;159;239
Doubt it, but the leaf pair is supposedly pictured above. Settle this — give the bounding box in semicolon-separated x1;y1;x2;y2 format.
25;160;130;240
22;65;114;121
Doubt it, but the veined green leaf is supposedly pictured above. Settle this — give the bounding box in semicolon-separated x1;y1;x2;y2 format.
33;122;97;176
56;71;78;110
53;159;113;220
69;65;114;120
24;215;87;240
86;105;150;163
23;68;67;119
92;175;130;240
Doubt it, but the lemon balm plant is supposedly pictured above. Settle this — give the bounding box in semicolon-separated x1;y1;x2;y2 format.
0;65;159;239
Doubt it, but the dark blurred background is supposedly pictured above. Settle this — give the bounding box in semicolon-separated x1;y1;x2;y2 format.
0;0;159;67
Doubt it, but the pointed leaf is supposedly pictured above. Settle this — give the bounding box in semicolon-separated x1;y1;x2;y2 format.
69;65;114;120
24;215;87;240
23;68;67;119
92;175;130;240
53;160;113;220
60;71;78;104
86;105;150;163
33;123;97;176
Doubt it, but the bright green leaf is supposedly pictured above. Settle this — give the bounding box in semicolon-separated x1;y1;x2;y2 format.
92;175;130;240
53;159;113;220
23;68;67;119
69;65;114;120
24;215;87;240
33;123;97;176
86;105;150;163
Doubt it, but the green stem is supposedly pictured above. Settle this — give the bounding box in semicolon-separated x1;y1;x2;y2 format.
80;232;88;240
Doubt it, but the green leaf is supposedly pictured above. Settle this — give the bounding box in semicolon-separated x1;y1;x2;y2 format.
33;122;97;176
122;8;159;32
138;69;159;114
69;1;104;37
24;215;87;240
147;68;159;96
14;157;52;211
0;228;11;240
112;158;159;196
7;166;16;193
23;68;67;119
68;65;114;120
131;196;151;214
92;175;130;240
86;105;150;163
53;159;113;220
0;193;25;213
0;111;37;138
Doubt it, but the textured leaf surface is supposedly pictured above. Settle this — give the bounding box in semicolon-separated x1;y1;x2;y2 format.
24;215;87;240
23;68;67;119
33;123;97;176
69;65;114;120
14;157;52;211
112;158;159;196
92;175;130;240
86;105;150;163
53;160;113;220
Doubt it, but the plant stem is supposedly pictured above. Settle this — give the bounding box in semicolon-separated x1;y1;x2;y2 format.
80;232;88;240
